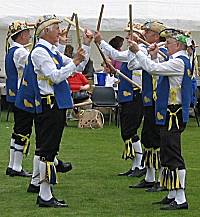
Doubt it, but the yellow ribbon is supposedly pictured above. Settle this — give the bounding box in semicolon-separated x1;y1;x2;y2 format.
152;75;157;101
167;107;182;131
41;94;54;105
37;75;54;86
15;133;30;155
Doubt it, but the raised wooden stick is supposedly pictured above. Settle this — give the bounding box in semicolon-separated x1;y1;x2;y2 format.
62;13;75;36
96;4;104;31
74;13;81;48
129;4;133;40
96;42;142;89
64;17;84;32
94;4;141;89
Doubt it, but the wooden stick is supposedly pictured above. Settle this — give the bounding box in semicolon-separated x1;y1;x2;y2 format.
63;13;75;36
94;5;141;89
96;4;104;31
74;13;82;48
129;4;133;40
96;43;142;89
74;100;92;107
64;17;84;32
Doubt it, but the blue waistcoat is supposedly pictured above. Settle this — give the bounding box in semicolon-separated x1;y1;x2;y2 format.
142;47;169;106
15;44;73;113
155;55;192;125
5;46;19;103
118;62;139;103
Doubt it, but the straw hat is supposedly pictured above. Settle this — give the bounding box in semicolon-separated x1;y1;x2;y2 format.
35;15;61;36
141;20;166;34
7;21;34;39
124;22;145;39
160;28;192;46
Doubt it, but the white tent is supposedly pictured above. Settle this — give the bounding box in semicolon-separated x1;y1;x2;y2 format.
0;0;200;76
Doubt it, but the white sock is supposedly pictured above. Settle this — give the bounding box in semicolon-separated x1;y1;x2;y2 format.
12;144;23;172
175;169;186;204
131;159;135;170
158;167;164;182
54;157;58;166
145;168;155;182
168;190;176;199
31;155;40;186
8;138;15;169
39;161;52;201
132;140;143;169
176;189;186;204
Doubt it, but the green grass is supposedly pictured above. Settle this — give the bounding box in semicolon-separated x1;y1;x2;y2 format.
0;111;200;217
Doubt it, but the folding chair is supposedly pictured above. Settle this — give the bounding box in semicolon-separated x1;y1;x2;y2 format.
91;86;119;125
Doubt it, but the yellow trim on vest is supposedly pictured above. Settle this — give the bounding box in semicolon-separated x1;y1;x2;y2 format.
144;96;151;103
152;76;157;101
123;91;132;97
52;57;59;65
157;112;164;120
22;78;28;86
35;100;41;107
24;99;33;108
9;89;15;96
18;70;23;79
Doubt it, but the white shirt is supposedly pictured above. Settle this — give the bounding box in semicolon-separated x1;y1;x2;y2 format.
99;40;143;88
135;50;189;104
11;42;29;88
31;39;90;95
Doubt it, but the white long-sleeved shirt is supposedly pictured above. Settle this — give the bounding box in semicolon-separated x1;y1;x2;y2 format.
31;39;90;95
135;50;189;104
11;42;29;88
99;40;144;88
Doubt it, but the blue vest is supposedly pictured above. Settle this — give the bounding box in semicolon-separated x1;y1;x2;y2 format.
15;54;42;113
118;62;139;103
15;44;73;113
155;55;192;125
5;46;19;103
142;47;169;106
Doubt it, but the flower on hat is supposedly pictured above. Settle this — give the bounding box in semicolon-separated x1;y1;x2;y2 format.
160;28;192;46
7;21;33;38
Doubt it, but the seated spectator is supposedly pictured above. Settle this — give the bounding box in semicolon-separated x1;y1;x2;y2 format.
67;72;91;104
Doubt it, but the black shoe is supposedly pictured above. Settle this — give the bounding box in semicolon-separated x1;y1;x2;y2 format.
6;167;13;176
37;196;66;205
129;179;155;188
9;169;32;177
128;168;146;178
38;197;68;208
118;169;134;176
56;159;72;173
146;182;167;192
152;196;175;205
27;184;40;193
160;201;188;210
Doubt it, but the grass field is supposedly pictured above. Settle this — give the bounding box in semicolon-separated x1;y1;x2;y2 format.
0;111;199;217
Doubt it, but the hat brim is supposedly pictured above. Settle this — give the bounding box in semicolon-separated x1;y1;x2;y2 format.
36;19;61;36
9;26;34;38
